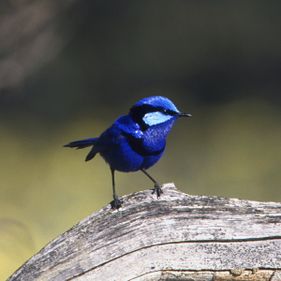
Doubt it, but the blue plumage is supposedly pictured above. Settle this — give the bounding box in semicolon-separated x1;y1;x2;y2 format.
64;96;191;209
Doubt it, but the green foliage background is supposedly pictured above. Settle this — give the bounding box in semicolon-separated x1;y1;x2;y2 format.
0;1;280;279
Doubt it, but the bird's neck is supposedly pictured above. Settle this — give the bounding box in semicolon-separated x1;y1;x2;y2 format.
145;119;176;138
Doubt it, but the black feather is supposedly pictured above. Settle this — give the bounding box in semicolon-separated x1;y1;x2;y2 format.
64;138;98;149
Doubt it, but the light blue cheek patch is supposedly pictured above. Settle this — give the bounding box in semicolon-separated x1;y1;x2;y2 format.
143;111;173;126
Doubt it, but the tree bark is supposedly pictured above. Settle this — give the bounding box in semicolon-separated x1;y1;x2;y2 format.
8;183;281;281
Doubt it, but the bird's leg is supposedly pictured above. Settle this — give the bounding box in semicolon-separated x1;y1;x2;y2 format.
141;169;163;198
110;168;123;209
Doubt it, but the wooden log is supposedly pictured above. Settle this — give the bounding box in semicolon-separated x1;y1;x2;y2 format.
8;183;281;281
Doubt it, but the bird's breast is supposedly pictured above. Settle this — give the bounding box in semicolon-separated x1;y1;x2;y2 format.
141;119;175;151
97;116;174;172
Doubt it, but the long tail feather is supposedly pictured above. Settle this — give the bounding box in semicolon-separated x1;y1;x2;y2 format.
64;138;98;149
85;147;98;161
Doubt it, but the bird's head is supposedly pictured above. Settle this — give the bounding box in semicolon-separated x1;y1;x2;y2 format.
129;96;191;129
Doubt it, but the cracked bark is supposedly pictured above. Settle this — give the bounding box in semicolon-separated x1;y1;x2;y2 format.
8;183;281;281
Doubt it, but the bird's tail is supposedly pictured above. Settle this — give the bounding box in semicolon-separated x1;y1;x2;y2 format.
64;138;98;149
64;138;99;161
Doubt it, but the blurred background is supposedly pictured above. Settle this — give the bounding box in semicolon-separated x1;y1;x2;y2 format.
1;0;281;279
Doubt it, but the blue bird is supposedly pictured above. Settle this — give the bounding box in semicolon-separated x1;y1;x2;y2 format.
64;96;191;209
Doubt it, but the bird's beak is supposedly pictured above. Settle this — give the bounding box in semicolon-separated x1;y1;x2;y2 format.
178;112;192;118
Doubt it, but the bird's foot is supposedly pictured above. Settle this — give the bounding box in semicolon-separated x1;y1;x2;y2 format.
110;196;123;210
151;184;163;198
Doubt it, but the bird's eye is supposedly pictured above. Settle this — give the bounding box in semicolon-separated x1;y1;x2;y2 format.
162;109;176;116
161;108;169;114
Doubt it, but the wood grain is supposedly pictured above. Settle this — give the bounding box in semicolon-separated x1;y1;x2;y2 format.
8;183;281;281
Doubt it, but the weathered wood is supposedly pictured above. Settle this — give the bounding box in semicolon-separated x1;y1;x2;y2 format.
8;183;281;281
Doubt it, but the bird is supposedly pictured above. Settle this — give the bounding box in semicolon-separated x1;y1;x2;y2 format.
64;96;191;209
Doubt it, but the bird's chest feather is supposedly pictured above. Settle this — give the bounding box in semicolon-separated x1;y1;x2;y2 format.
142;120;175;151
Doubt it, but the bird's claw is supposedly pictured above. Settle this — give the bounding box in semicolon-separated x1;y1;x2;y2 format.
110;197;123;210
151;184;163;198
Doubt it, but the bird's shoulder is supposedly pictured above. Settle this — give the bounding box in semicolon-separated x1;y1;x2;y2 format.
115;115;144;138
99;115;143;142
